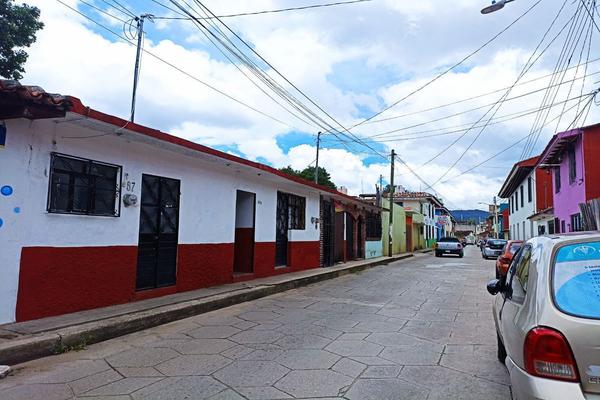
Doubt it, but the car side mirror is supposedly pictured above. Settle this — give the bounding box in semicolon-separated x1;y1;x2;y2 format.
487;279;504;296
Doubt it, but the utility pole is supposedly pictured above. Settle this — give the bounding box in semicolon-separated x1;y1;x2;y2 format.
493;196;499;239
388;149;395;257
130;14;153;122
378;174;383;207
314;131;321;184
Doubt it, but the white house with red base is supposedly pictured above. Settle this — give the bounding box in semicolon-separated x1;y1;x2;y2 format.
0;81;379;324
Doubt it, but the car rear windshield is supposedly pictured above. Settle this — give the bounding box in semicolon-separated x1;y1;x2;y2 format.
552;241;600;320
488;240;506;246
438;237;459;242
509;243;522;255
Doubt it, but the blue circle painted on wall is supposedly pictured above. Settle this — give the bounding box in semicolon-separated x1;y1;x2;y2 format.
1;185;13;196
0;218;3;228
13;207;21;214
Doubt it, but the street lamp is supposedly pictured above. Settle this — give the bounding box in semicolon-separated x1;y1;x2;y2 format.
481;0;515;14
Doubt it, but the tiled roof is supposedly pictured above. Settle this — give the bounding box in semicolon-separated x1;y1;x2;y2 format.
497;155;540;198
392;191;443;206
0;80;72;118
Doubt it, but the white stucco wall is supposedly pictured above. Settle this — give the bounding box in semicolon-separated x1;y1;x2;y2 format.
0;117;321;323
507;171;537;241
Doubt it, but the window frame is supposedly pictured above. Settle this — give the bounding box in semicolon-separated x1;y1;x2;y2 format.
527;177;532;203
47;152;122;217
365;211;382;241
570;213;583;232
520;185;524;208
555;168;561;193
286;193;306;230
505;244;532;304
568;144;576;184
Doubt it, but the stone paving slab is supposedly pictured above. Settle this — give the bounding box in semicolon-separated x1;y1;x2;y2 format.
0;248;511;399
0;254;412;365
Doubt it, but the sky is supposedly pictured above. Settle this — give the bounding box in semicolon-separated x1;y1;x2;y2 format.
17;0;600;209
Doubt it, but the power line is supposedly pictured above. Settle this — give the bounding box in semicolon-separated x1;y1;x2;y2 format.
179;0;390;160
329;0;544;135
362;69;600;140
440;93;596;183
417;0;574;189
152;0;373;20
55;0;297;128
362;56;600;127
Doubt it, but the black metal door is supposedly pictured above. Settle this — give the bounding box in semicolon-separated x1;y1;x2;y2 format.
346;213;354;260
136;174;180;290
321;199;334;267
275;192;288;266
357;217;363;258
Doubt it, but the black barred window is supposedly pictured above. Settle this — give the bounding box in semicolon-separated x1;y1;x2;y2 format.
47;153;121;216
366;212;382;240
287;193;306;230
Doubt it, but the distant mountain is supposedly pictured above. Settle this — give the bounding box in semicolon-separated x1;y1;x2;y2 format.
451;209;489;224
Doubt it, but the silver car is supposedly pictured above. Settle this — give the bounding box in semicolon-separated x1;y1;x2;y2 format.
482;239;507;259
487;233;600;400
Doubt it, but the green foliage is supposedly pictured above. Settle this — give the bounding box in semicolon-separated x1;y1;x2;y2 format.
0;0;44;80
279;165;337;190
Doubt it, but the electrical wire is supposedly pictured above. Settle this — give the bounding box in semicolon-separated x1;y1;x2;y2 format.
55;0;298;129
521;0;592;159
152;0;373;20
326;0;544;136
362;69;600;140
440;93;596;184
417;0;573;189
361;56;600;127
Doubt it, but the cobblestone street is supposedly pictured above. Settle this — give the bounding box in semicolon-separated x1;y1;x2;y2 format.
0;247;511;399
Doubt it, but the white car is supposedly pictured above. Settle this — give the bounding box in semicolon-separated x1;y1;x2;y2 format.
487;233;600;400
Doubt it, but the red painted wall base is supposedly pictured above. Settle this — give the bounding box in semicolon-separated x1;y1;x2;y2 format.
15;241;320;322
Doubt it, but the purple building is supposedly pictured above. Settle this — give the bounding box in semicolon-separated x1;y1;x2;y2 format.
537;123;600;233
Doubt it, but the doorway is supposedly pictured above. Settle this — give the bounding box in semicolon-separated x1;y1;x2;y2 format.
321;199;335;267
334;211;345;262
136;174;180;290
357;217;363;259
234;190;256;274
275;191;289;266
346;213;355;260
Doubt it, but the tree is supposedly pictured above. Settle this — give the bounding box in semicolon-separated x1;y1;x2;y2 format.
279;165;337;190
0;0;44;80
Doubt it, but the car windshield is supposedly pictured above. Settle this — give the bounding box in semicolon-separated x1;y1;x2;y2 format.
509;243;522;255
438;237;459;242
552;241;600;320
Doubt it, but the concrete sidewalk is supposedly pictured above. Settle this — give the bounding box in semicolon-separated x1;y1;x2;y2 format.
0;253;423;366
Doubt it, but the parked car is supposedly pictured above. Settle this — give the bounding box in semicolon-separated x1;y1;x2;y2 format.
482;239;507;259
435;237;464;258
495;240;523;279
486;233;600;400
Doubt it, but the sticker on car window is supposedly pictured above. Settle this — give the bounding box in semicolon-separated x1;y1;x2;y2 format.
553;241;600;319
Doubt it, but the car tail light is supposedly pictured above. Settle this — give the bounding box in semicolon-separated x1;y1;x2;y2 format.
524;327;579;382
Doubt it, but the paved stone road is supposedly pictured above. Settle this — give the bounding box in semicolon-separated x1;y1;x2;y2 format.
0;246;511;399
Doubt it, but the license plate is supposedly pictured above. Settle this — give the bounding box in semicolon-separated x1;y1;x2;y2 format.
445;250;450;253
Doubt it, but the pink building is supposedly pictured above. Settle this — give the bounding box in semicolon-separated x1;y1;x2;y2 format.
537;123;600;233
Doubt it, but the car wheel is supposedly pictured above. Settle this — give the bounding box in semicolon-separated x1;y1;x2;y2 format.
497;332;507;363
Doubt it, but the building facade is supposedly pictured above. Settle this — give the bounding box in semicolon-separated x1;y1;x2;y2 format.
537;124;600;233
0;81;379;324
498;156;553;241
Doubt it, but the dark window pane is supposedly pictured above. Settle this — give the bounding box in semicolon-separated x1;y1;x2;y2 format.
72;176;90;212
48;154;120;216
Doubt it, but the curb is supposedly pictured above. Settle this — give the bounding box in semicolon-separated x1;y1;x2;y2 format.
0;253;415;366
